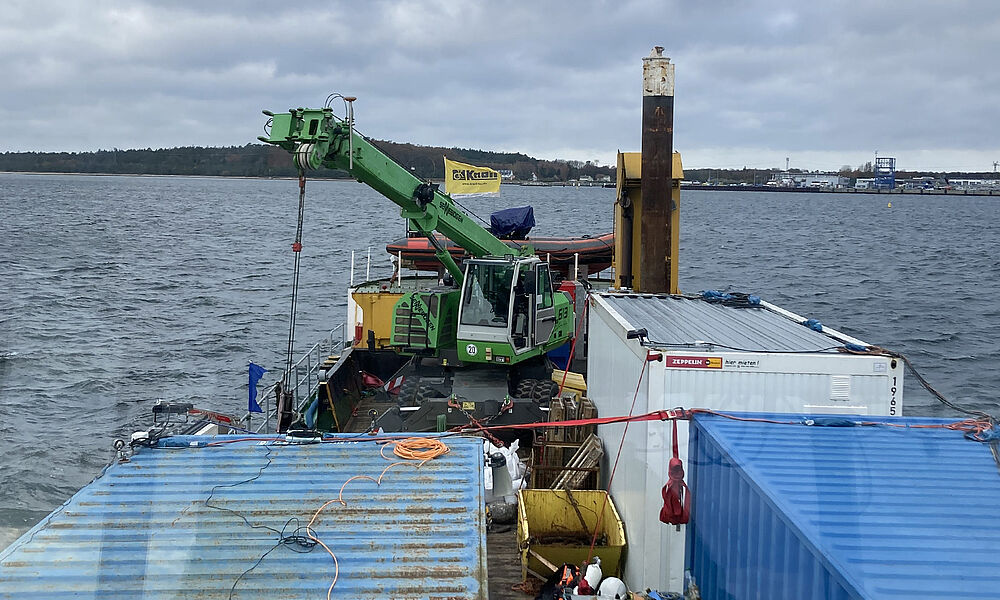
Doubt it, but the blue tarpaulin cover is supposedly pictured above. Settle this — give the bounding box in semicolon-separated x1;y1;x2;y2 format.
489;206;535;239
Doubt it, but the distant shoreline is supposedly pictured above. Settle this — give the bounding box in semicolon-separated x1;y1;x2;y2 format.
4;171;998;197
681;184;1000;197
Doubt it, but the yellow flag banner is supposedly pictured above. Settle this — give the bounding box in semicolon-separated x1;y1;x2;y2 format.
444;157;501;196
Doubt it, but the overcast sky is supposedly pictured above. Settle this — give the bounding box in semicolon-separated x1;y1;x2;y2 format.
2;0;998;171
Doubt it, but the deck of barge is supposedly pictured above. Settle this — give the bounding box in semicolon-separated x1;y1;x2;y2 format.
487;528;529;599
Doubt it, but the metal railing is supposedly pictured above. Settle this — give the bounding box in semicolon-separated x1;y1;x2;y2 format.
240;323;348;433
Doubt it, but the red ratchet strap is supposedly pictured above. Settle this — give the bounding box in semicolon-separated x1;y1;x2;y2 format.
659;419;691;525
474;408;689;432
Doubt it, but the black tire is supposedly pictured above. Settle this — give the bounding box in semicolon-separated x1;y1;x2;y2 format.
532;380;560;403
514;378;560;403
514;380;535;399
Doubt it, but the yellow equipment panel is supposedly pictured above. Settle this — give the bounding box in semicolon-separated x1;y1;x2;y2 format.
614;151;683;294
351;288;404;348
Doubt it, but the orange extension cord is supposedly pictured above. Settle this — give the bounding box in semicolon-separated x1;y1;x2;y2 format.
383;437;451;461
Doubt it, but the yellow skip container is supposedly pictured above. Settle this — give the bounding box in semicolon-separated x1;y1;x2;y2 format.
516;489;626;581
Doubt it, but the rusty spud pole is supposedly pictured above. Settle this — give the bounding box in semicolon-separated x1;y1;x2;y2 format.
639;47;674;293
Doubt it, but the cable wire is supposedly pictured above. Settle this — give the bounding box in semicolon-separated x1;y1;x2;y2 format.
894;351;996;421
284;172;307;380
205;445;281;536
204;445;321;599
381;437;451;460
228;517;318;600
323;93;350;120
587;353;652;562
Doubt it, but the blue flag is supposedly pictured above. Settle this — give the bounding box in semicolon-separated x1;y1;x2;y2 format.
248;362;267;413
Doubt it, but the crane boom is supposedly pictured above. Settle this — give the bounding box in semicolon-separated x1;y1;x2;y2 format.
260;103;574;367
260;107;522;281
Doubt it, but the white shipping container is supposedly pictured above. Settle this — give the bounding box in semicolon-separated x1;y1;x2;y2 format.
586;293;904;594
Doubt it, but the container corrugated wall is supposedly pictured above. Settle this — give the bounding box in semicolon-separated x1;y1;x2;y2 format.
687;413;1000;600
660;360;896;415
587;294;901;594
0;434;485;599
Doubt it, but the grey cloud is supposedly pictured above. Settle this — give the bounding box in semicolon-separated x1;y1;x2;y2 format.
2;0;999;171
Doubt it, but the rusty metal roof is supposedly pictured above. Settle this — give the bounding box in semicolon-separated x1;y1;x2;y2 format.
0;434;486;599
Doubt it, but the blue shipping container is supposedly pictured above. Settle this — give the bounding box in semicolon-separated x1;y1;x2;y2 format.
686;413;1000;600
0;434;486;599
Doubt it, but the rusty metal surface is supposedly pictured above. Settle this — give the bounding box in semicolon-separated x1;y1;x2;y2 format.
639;48;675;294
0;435;486;599
638;92;674;293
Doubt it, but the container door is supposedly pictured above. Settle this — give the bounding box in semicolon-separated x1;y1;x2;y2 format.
533;264;556;345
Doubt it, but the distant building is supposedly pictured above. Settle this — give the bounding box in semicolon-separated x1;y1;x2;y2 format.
858;176;999;191
947;178;1000;190
874;157;896;190
498;169;514;181
897;176;936;190
579;175;594;182
768;171;849;189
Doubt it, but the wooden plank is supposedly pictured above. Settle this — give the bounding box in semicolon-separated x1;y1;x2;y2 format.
528;548;560;574
564;488;591;534
551;434;604;490
551;369;588;394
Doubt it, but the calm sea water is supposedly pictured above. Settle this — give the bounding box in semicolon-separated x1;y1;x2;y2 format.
2;173;999;543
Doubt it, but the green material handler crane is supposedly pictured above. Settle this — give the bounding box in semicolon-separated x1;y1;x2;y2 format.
260;105;575;367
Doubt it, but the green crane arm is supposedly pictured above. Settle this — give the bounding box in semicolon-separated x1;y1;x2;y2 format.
260;106;523;282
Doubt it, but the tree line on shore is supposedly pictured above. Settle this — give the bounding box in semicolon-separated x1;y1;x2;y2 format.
2;144;993;184
0;142;616;182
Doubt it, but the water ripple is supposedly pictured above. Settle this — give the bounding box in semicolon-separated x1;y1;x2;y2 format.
2;176;1000;538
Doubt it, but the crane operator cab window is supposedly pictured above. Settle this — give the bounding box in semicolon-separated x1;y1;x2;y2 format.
511;266;531;349
536;264;553;309
460;262;515;328
532;264;557;346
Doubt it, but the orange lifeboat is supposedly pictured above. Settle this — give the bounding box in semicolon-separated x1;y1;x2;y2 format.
385;232;614;276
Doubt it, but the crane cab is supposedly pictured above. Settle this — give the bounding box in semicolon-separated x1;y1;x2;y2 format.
456;256;573;365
